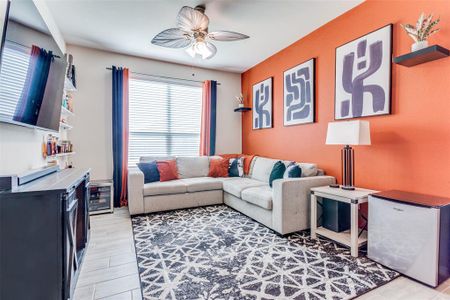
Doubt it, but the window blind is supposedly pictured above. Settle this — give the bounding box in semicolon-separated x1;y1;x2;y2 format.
128;76;202;166
0;42;30;119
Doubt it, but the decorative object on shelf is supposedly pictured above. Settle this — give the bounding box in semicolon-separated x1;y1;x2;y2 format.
283;58;315;126
252;77;273;129
335;24;392;120
151;5;249;60
236;93;244;108
401;13;440;52
42;134;73;158
326;120;371;190
65;53;77;89
393;44;449;67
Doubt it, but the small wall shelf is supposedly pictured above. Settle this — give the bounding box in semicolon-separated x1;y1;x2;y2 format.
59;122;73;130
234;107;252;112
64;77;77;92
61;106;75;117
393;45;449;67
47;152;76;159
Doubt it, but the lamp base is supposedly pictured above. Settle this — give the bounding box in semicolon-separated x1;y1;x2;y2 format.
341;185;355;191
329;184;340;188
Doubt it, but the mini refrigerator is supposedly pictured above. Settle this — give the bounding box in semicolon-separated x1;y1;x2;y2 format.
368;190;450;287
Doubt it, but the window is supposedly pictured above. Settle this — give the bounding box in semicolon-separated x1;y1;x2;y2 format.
0;42;30;119
128;76;202;166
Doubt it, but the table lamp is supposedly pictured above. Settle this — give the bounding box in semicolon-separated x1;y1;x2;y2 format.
326;120;371;190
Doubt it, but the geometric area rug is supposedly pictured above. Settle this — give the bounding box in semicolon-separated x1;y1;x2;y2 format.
131;205;398;300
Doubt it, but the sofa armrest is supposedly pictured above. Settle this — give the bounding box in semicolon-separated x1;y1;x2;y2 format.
128;167;144;215
272;176;336;235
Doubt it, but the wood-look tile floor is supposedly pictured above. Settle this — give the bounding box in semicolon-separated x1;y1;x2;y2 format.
74;208;450;300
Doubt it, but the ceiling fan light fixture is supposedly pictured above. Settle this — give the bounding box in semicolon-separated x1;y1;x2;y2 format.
153;5;249;60
186;44;196;58
185;41;213;59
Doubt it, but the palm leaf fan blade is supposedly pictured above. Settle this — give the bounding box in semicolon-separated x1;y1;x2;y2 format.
208;31;250;41
176;6;209;32
151;28;192;48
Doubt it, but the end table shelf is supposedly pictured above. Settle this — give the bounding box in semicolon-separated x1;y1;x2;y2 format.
310;186;377;257
315;227;368;248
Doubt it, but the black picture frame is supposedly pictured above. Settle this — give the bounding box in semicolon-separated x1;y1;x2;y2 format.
283;57;316;126
334;24;393;120
252;76;273;130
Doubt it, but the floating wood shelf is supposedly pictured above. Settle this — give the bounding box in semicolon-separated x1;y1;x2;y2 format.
47;152;76;159
393;45;449;67
234;107;251;112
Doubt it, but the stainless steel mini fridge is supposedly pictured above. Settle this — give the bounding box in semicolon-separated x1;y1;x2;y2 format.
368;190;450;287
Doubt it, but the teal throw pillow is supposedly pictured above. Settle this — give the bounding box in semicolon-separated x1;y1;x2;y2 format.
269;161;286;188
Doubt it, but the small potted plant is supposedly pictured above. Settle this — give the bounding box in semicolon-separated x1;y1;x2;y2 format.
236;93;244;108
401;13;440;52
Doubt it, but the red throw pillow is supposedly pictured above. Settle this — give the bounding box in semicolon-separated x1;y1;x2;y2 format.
241;154;256;175
157;160;179;182
208;158;229;178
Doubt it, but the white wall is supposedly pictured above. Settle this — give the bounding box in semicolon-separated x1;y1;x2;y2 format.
0;0;66;175
66;45;242;180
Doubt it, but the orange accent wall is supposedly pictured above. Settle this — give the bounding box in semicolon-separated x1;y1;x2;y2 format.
241;0;450;197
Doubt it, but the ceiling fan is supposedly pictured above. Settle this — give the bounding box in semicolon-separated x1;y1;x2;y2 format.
151;5;249;60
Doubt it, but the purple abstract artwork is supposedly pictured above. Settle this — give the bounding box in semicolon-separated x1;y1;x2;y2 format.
284;58;315;126
335;25;392;119
253;78;272;129
254;83;270;128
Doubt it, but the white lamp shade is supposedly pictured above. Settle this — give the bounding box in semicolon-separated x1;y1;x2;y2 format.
326;120;371;145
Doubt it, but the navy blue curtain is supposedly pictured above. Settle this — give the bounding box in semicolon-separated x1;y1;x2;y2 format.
209;81;217;156
112;66;124;207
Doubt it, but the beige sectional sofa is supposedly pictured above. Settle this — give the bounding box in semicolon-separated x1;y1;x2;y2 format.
128;155;335;235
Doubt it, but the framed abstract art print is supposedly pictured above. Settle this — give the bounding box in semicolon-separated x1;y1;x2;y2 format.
252;77;273;129
335;24;392;119
283;58;315;126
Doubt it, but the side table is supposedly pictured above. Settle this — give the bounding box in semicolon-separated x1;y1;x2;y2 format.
310;186;377;257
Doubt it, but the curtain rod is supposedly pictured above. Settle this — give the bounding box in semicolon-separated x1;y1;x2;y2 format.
105;67;221;85
7;40;61;59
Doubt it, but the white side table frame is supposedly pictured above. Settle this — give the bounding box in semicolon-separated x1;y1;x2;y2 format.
310;186;377;257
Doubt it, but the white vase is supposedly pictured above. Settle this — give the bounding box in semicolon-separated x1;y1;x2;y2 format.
411;40;428;52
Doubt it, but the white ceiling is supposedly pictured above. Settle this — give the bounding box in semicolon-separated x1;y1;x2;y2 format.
46;0;362;73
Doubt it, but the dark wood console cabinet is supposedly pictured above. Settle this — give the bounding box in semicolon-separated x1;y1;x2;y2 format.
0;168;90;300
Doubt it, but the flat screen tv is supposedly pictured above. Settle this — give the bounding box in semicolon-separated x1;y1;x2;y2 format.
0;0;67;132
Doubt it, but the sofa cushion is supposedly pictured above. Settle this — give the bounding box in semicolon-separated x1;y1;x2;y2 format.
228;157;244;177
157;160;179;182
137;161;160;183
208;158;229;178
222;178;266;198
241;185;273;210
176;156;210;178
143;180;187;196
284;162;302;178
181;177;223;193
298;163;318;177
269;161;286;188
250;157;279;183
241;154;256;175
